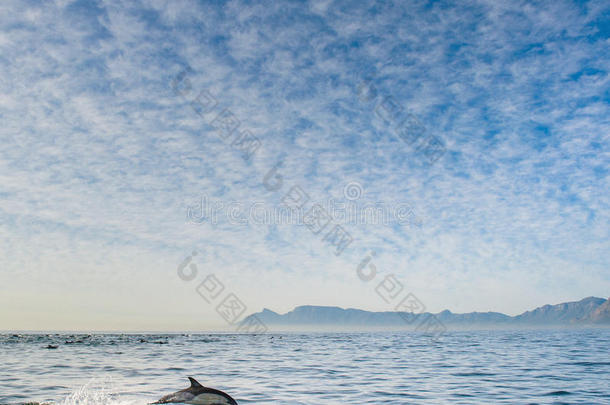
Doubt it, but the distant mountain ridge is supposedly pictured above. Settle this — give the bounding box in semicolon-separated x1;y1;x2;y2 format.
589;299;610;323
242;297;610;330
513;296;606;324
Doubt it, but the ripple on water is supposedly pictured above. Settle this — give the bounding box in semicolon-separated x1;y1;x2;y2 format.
0;330;609;404
541;390;573;396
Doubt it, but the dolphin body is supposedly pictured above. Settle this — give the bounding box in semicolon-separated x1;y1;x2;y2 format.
152;377;238;405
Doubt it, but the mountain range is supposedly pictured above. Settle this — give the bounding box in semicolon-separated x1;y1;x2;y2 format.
241;296;610;330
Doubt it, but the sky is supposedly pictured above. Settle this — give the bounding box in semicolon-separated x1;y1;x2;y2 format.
0;0;608;331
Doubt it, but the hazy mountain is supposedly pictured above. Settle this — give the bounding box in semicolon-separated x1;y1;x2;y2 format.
588;298;610;324
241;297;610;330
513;296;606;324
251;306;408;327
435;309;512;325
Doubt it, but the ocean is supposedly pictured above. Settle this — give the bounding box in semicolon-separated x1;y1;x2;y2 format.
1;330;609;404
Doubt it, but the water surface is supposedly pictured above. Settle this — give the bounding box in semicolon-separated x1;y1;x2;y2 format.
1;330;609;404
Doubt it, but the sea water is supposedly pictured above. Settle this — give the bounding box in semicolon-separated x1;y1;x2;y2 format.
1;330;609;404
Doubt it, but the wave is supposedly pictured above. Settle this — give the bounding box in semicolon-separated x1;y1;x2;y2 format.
55;379;142;405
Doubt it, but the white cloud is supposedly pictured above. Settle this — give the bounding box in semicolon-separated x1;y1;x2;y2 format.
0;0;608;330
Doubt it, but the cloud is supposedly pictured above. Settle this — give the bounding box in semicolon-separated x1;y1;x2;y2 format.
0;0;608;329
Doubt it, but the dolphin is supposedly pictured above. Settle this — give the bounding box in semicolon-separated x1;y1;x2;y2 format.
152;377;238;405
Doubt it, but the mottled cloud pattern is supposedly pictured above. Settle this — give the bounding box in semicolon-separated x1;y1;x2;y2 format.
0;0;608;330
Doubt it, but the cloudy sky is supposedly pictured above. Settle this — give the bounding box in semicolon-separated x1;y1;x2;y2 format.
1;0;608;331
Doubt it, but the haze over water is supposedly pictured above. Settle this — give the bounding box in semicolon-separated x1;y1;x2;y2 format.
1;330;609;404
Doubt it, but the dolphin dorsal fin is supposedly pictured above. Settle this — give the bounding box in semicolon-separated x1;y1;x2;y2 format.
188;377;204;389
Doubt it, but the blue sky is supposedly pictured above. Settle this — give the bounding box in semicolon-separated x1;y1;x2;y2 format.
0;0;608;330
